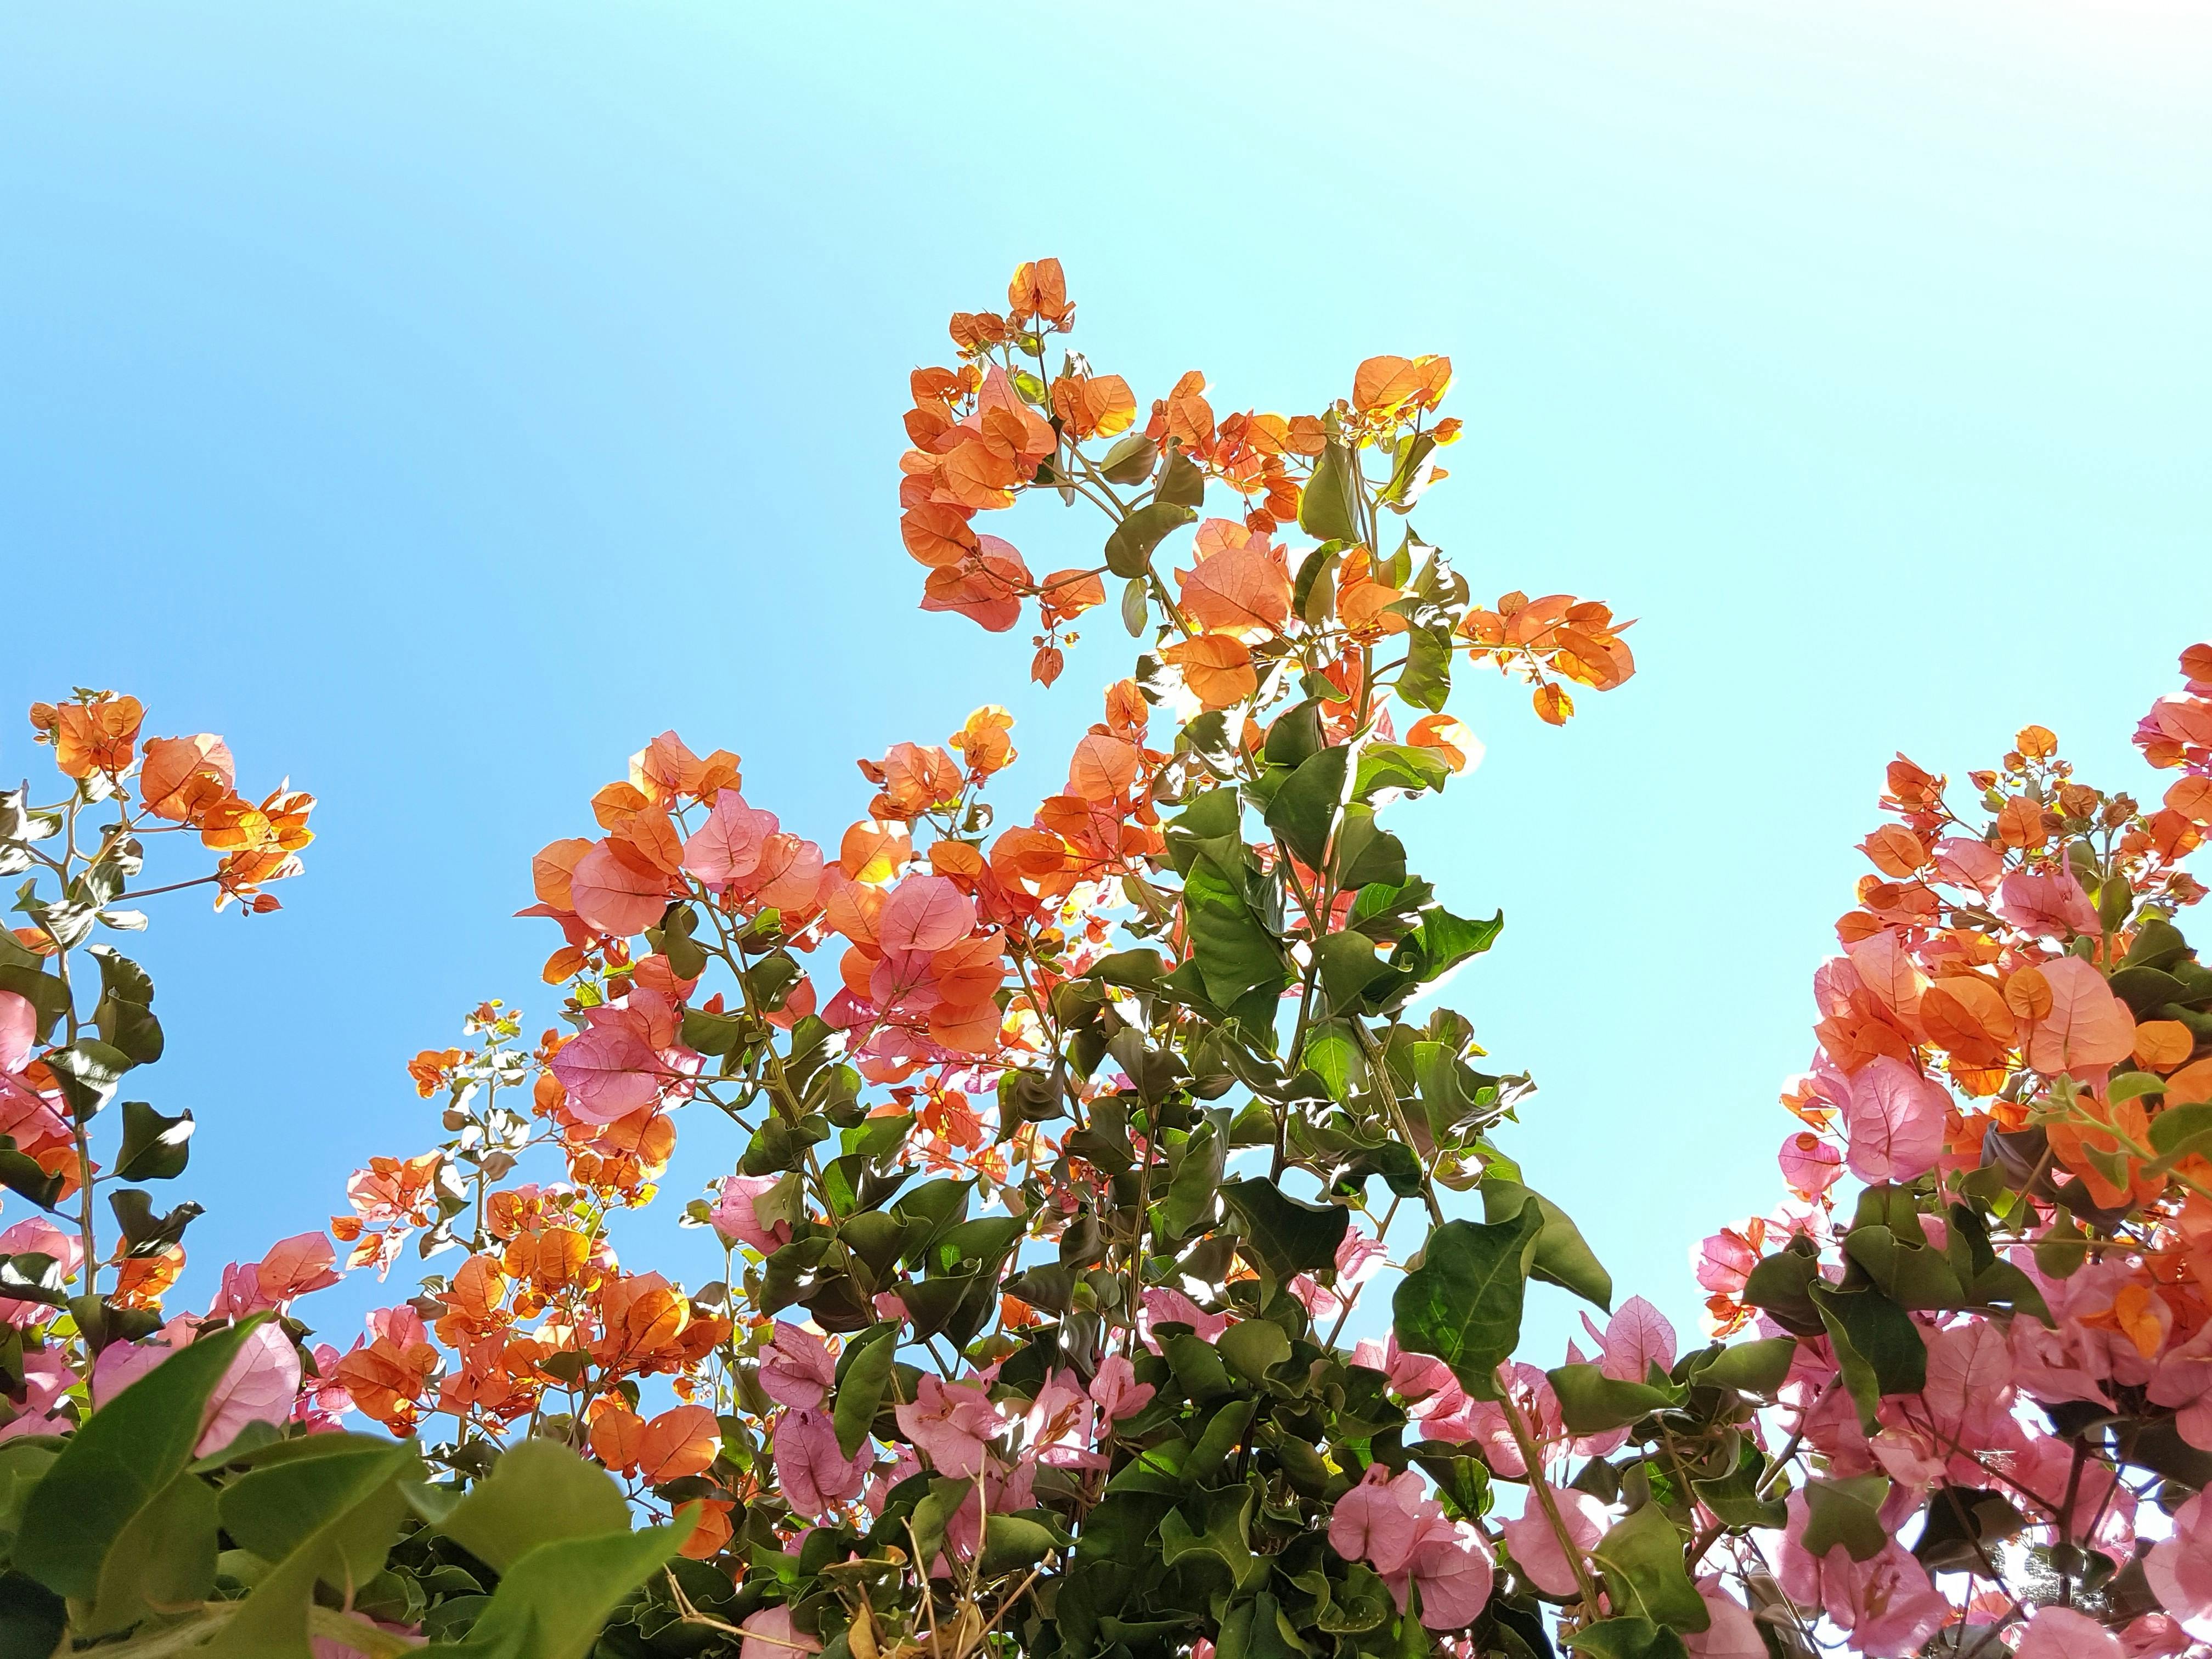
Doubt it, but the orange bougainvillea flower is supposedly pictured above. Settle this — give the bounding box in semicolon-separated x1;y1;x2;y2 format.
1037;568;1107;626
860;741;963;822
1051;373;1135;441
1007;257;1073;328
46;694;145;778
1405;714;1481;774
408;1048;462;1097
137;733;235;822
2135;1019;2196;1073
1350;353;1452;418
635;1403;721;1483
1176;521;1291;639
1162;635;1256;710
949;706;1015;778
1532;684;1573;726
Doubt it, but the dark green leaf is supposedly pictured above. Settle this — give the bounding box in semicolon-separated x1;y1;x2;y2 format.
420;1438;632;1572
1299;442;1361;544
114;1100;194;1182
1104;502;1197;579
1156;444;1206;508
41;1037;132;1118
1219;1177;1348;1283
1263;746;1349;871
1590;1501;1707;1631
428;1520;690;1659
1809;1282;1926;1429
1392;1200;1544;1391
833;1326;896;1460
16;1314;264;1598
1545;1364;1676;1434
1799;1475;1891;1562
1099;433;1158;486
1397;625;1453;712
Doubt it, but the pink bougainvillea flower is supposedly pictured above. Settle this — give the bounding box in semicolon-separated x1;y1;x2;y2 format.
0;990;35;1075
0;1219;82;1327
760;1321;837;1409
737;1606;820;1659
1778;1129;1845;1198
1023;1370;1104;1469
1138;1286;1229;1351
1842;1055;1946;1184
1584;1294;1677;1384
682;791;780;889
1087;1353;1154;1422
2016;1606;2126;1659
2028;956;2137;1077
710;1174;791;1254
1683;1577;1767;1659
893;1374;1000;1479
1327;1465;1496;1628
771;1406;869;1518
1778;1492;1948;1656
197;1321;304;1455
2145;1490;2212;1624
1498;1486;1609;1598
1995;868;2102;938
567;840;673;937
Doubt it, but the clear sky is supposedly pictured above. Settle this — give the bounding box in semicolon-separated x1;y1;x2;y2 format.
4;2;2208;1357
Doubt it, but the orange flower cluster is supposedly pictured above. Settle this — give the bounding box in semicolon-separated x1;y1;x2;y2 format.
25;693;315;910
1459;594;1637;726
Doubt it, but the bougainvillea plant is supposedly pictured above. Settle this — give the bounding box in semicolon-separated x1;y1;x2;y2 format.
1;263;2205;1659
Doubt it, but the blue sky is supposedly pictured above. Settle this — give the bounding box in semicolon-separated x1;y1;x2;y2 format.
4;2;2208;1358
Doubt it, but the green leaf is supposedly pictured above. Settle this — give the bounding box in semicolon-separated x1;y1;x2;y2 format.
1104;501;1198;579
0;1144;62;1211
1393;904;1504;984
1121;575;1149;637
1590;1500;1708;1632
833;1325;897;1460
114;1099;194;1182
41;1037;133;1119
2150;1102;2212;1171
1397;625;1453;713
1156;444;1206;508
1392;1200;1544;1391
1219;1178;1348;1283
1219;1317;1291;1383
1099;432;1158;486
0;964;70;1045
1263;746;1349;871
1800;1474;1891;1562
200;1438;416;1658
1545;1364;1676;1434
1482;1179;1612;1310
981;1513;1066;1576
219;1434;417;1583
1315;930;1391;1017
1299;442;1361;544
1690;1439;1786;1531
1159;1120;1225;1242
428;1520;691;1659
1683;1336;1797;1396
1182;862;1288;1010
420;1438;632;1572
1353;742;1450;802
16;1314;264;1598
0;1573;65;1659
83;1469;219;1636
1809;1282;1926;1429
